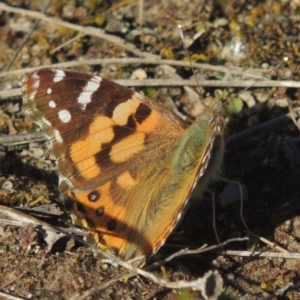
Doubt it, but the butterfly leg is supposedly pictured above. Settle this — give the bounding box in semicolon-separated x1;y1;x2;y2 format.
206;188;221;245
218;177;251;234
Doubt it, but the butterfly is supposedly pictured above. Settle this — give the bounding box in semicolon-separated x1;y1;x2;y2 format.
22;68;224;266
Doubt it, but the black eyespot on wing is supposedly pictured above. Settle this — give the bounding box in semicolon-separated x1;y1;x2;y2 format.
96;206;104;217
88;190;100;202
107;220;116;231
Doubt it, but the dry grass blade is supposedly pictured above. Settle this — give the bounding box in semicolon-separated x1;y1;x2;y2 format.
0;2;158;60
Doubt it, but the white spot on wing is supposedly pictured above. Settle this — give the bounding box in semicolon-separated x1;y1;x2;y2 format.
53;69;66;82
53;129;63;143
47;88;52;94
58;109;71;123
32;80;39;89
49;100;56;108
32;72;39;79
29;90;37;101
31;72;40;89
77;76;102;110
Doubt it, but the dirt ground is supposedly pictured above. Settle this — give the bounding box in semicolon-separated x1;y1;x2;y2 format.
1;0;300;299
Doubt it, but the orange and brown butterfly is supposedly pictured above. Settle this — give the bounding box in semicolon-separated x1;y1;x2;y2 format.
22;68;224;266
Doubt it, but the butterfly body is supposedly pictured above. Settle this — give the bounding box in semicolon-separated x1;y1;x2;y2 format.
23;68;224;264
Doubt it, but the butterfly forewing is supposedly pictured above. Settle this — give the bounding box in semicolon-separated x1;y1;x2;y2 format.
23;68;224;264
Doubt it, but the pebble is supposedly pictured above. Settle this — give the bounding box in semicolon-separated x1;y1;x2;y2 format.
1;181;13;191
130;68;147;80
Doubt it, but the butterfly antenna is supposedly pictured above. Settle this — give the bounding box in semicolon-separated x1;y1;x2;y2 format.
241;56;289;94
220;56;290;111
178;25;208;108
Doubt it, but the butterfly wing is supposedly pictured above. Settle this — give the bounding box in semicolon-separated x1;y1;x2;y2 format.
23;68;224;264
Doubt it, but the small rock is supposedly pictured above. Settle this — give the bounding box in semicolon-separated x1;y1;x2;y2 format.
275;98;289;107
62;4;76;19
32;148;44;158
239;91;255;108
130;68;147;80
213;18;228;27
267;98;276;109
105;19;128;34
101;263;108;271
1;181;13;191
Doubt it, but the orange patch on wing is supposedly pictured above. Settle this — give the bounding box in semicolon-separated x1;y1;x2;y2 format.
112;99;140;125
117;171;138;189
137;110;161;133
109;132;145;163
76;156;100;180
70;115;114;179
